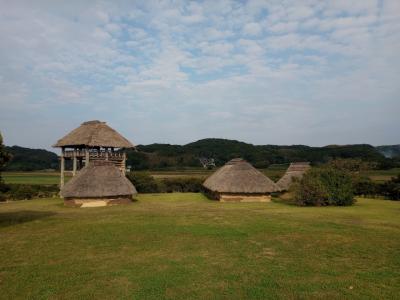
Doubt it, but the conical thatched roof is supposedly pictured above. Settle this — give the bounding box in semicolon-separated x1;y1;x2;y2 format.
276;162;310;191
203;158;280;193
53;120;134;148
61;161;137;198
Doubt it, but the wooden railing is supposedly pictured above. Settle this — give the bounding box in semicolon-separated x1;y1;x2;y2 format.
64;150;124;161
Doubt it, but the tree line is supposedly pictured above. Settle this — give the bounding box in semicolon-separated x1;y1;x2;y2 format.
2;138;400;171
127;138;400;170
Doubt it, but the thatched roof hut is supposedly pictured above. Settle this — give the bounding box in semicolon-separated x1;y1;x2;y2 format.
203;158;280;202
53;120;134;148
276;162;311;191
53;120;134;187
61;161;137;207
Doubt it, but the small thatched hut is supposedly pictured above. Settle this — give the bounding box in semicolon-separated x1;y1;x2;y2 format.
61;161;137;207
203;158;280;202
276;162;311;191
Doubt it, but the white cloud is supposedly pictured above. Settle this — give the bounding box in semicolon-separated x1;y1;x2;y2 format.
0;0;399;148
242;22;262;36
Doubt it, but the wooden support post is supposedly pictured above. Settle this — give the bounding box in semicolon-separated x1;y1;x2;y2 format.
72;148;77;176
85;148;90;166
122;151;126;174
60;148;65;188
105;148;109;161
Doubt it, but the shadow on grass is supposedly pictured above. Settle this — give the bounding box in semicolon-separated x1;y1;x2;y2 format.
0;210;57;228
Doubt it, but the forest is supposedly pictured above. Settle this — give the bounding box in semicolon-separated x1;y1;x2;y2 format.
4;139;400;171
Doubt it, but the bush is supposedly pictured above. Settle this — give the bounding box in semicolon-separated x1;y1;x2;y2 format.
294;168;355;206
4;184;59;201
352;176;380;197
126;172;160;193
160;178;204;193
380;174;400;200
126;172;205;193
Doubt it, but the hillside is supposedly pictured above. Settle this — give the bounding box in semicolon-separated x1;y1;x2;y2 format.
376;145;400;158
4;146;59;171
4;139;399;171
128;138;397;170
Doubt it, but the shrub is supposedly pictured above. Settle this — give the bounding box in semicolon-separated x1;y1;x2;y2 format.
294;168;355;206
4;184;59;201
126;172;160;193
352;176;380;197
380;174;400;200
160;178;204;193
126;172;205;193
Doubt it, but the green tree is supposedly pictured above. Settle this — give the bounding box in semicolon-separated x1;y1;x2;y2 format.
326;158;377;172
0;132;12;201
0;132;11;169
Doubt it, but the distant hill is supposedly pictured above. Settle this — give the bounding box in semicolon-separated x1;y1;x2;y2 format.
128;138;397;170
376;145;400;158
4;146;59;171
4;139;399;171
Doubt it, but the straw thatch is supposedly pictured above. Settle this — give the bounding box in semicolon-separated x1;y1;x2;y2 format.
53;120;134;148
61;161;137;202
203;158;280;196
276;162;311;191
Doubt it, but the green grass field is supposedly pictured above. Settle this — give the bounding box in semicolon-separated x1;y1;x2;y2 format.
0;195;399;299
2;172;70;185
3;168;398;185
360;168;400;183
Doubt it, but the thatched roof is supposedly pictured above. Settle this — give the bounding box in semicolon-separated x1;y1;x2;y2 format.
61;161;137;198
53;120;134;148
203;158;280;194
276;162;310;191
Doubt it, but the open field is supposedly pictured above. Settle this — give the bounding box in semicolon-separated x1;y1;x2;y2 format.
360;168;400;183
3;168;399;185
2;172;70;185
0;195;399;299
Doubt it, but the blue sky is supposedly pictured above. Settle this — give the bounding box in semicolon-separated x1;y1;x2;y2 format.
0;0;399;150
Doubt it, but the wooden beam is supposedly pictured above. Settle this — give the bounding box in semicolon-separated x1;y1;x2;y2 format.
60;147;65;188
122;151;126;174
72;148;77;176
85;148;90;166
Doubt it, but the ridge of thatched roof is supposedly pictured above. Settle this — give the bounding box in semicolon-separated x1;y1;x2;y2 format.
61;161;137;198
203;158;280;193
53;120;134;148
276;162;311;191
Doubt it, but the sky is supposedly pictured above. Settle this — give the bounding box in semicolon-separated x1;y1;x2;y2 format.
0;0;399;151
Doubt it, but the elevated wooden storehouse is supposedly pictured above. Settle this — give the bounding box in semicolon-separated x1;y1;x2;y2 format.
53;120;134;187
203;158;280;202
276;162;311;191
61;161;137;207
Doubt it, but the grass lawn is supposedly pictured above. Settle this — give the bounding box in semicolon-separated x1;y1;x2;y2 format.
0;195;399;299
